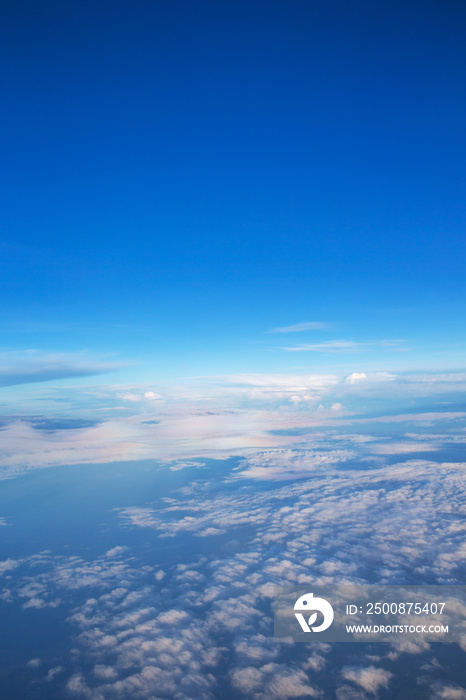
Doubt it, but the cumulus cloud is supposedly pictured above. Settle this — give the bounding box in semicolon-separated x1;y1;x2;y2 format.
343;371;398;386
4;432;466;698
345;372;367;384
341;666;392;694
1;364;466;700
2;371;466;699
93;665;119;681
0;558;21;575
429;683;466;699
233;448;355;480
231;663;321;698
143;391;163;400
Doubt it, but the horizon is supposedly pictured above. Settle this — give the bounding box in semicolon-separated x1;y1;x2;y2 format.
1;2;466;699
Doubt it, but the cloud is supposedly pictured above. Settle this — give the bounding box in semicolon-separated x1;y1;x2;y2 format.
1;369;466;477
0;351;126;387
269;322;330;333
351;412;466;426
369;442;439;454
345;372;367;384
93;665;119;682
167;460;206;472
45;666;64;682
341;666;392;694
233;448;355;480
0;419;155;476
429;683;466;699
284;340;362;353
0;558;21;574
121;390;164;402
115;450;466;590
4;349;466;700
283;340;403;353
202;372;339;397
143;391;163;400
105;546;128;558
4;433;466;698
231;663;321;698
344;371;397;385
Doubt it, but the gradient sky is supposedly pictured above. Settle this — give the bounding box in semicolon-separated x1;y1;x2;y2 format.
2;9;466;695
1;0;465;385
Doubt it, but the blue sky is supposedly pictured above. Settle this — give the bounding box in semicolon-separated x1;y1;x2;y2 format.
1;0;465;385
2;7;466;697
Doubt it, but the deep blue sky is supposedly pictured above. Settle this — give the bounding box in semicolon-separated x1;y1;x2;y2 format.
1;0;465;378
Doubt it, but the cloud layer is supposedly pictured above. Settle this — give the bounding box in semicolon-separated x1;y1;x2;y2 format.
1;369;466;476
2;437;466;697
0;351;126;387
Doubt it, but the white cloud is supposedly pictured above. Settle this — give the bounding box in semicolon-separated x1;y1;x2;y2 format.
105;546;128;558
122;390;164;402
341;666;392;694
1;368;466;474
283;340;404;354
45;666;64;682
284;340;363;353
2;373;466;700
231;663;321;698
5;437;466;698
369;442;439;454
345;372;367;384
0;558;21;575
234;448;355;480
352;412;466;425
430;683;466;699
143;391;163;400
93;665;118;681
269;321;330;333
0;350;126;387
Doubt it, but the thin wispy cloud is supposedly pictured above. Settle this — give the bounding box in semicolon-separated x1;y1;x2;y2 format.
283;339;404;353
269;321;330;333
0;351;128;388
283;340;362;352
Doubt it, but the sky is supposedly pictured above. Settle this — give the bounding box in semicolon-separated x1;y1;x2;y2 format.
1;0;465;389
2;4;466;698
